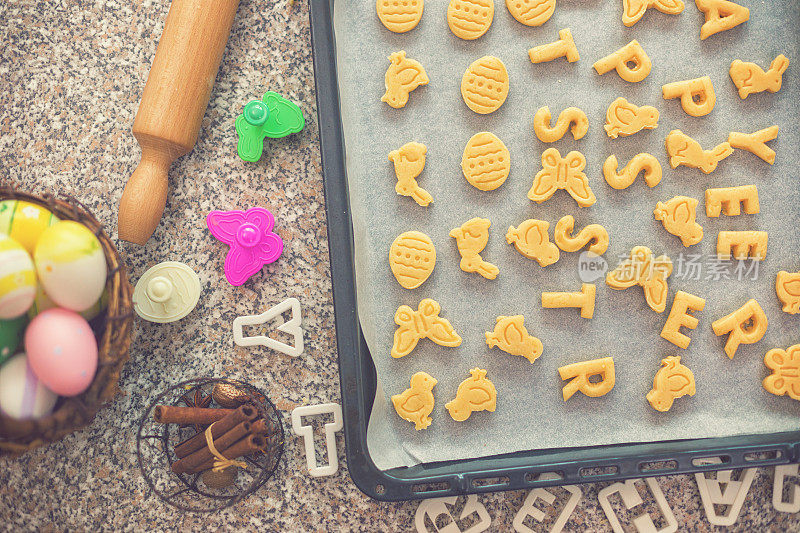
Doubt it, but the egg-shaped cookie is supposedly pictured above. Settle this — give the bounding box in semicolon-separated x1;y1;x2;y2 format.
448;0;494;40
461;132;510;191
461;56;509;115
390;231;436;289
505;0;556;26
377;0;424;33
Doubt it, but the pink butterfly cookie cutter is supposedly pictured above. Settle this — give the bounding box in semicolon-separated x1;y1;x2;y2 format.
206;207;284;286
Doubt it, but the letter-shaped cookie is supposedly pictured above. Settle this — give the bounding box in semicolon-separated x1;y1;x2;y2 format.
389;142;432;207
529;28;580;64
534;106;589;143
593;40;652;83
559;356;615;401
450;217;500;280
705;185;759;217
505;0;556;27
542;283;596;319
622;0;685;27
654;196;704;247
390;231;436;289
711;299;767;359
717;231;768;260
660;290;705;349
776;271;800;315
665;130;733;174
728;126;779;165
382;51;429;109
662;76;716;117
603;154;662;189
461;56;509;114
448;0;494;40
646;356;695;412
763;344;800;401
486;315;543;363
554;215;609;255
695;0;749;40
377;0;424;33
604;97;659;139
606;246;672;313
391;371;437;430
391;299;462;358
462;132;510;191
445;368;497;421
730;55;789;99
506;219;560;267
528;148;595;207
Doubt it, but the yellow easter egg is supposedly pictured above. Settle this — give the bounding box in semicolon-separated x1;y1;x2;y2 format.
448;0;494;40
0;200;59;255
461;132;511;191
34;221;107;312
461;56;509;114
0;234;36;320
390;231;436;289
505;0;556;27
376;0;424;33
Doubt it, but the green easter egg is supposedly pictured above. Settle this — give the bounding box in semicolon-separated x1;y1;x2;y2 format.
0;316;26;366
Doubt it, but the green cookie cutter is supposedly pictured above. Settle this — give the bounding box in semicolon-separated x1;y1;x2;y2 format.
235;91;305;162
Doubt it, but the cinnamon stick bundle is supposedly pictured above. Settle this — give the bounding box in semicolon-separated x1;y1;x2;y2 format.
171;421;252;474
154;405;235;425
173;404;258;458
191;434;266;474
250;418;272;436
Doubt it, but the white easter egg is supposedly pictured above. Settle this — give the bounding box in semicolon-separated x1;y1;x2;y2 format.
34;221;107;312
0;234;37;319
0;353;58;420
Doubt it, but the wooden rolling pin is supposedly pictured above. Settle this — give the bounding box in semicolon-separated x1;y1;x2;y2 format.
118;0;240;245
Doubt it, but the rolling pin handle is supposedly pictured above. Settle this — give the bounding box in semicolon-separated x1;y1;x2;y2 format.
118;147;172;245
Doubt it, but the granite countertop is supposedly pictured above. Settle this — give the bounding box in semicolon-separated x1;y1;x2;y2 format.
0;0;798;530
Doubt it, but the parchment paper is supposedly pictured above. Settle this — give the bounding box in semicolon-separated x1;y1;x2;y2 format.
333;0;800;471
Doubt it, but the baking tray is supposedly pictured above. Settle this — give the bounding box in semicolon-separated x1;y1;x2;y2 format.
309;0;800;501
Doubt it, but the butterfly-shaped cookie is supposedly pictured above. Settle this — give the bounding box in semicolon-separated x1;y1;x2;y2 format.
622;0;685;27
391;299;462;358
606;246;673;313
528;148;596;207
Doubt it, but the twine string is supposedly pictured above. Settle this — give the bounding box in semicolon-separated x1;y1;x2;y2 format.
204;423;247;473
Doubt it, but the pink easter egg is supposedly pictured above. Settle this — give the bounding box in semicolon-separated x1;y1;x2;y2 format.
24;308;98;396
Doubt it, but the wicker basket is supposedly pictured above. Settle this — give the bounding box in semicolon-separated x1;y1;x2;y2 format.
0;187;134;455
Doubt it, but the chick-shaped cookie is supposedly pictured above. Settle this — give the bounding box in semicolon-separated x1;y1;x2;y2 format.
449;217;499;280
604;97;659;139
445;368;497;422
392;371;438;430
506;219;560;267
486;315;543;364
646;356;695;412
776;271;800;315
382;51;429;109
654;196;703;247
389;142;432;206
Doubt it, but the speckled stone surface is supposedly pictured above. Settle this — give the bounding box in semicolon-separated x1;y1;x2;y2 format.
0;0;798;531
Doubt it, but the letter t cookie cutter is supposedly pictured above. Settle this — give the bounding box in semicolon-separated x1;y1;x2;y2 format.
291;403;343;477
233;297;303;357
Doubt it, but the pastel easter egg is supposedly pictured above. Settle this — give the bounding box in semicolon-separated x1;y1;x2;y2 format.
461;56;509;114
0;200;59;255
27;284;107;322
0;234;36;320
0;316;26;366
461;132;511;191
34;221;107;312
448;0;494;40
505;0;556;27
25;308;98;397
390;231;436;289
0;353;58;420
376;0;424;33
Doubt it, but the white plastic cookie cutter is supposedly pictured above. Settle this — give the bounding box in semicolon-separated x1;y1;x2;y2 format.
233;297;303;357
694;458;756;526
291;402;343;477
132;261;201;323
513;473;582;533
598;478;677;533
414;494;491;533
773;464;800;513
